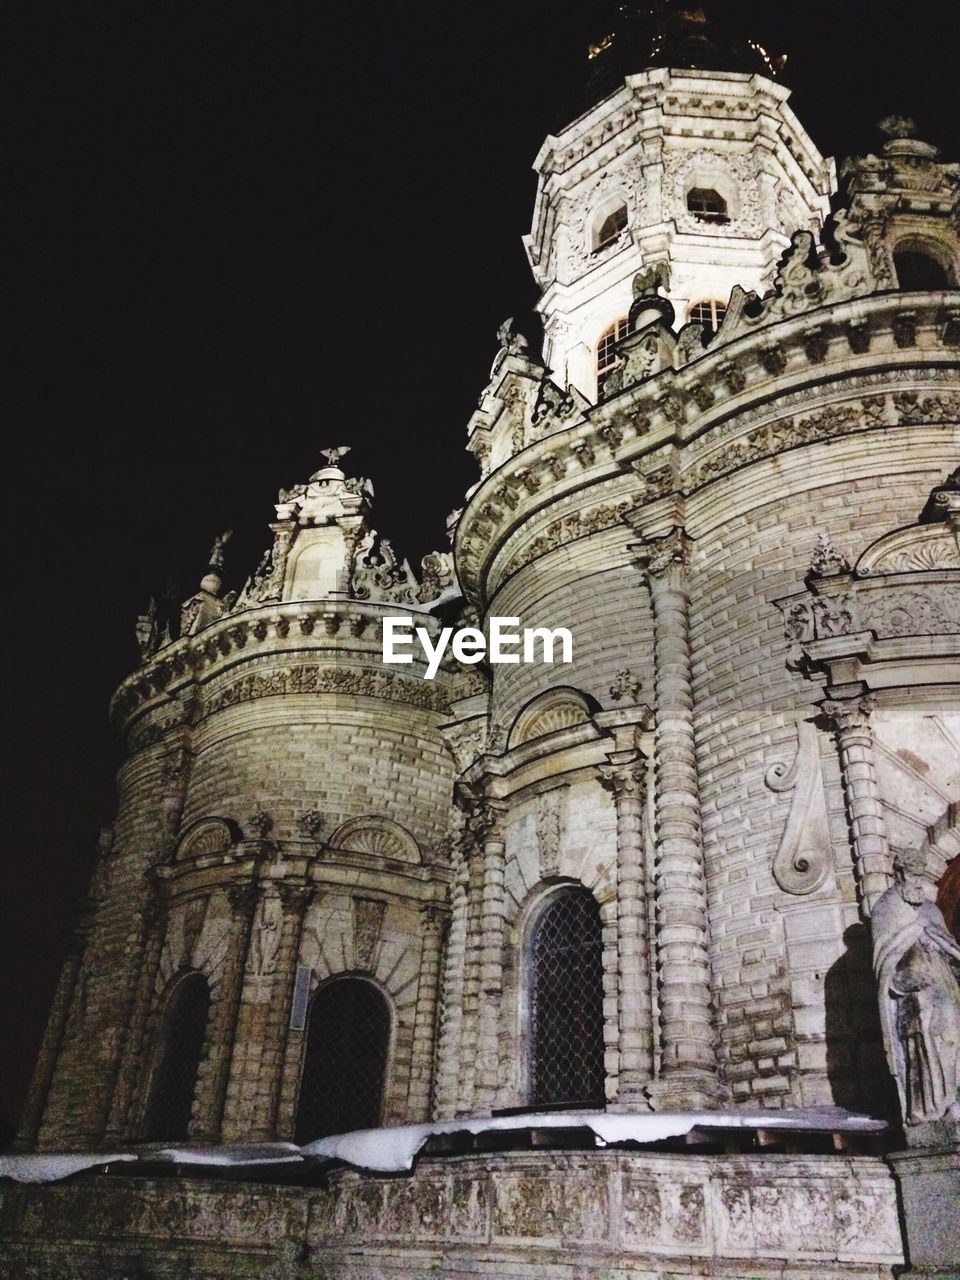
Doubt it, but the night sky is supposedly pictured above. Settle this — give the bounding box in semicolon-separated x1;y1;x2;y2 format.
4;0;959;1143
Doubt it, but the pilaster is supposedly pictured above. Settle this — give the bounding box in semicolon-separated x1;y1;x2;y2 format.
822;693;893;915
635;528;724;1107
407;904;447;1122
598;749;654;1103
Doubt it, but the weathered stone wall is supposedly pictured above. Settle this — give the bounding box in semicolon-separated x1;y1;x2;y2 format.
0;1151;903;1279
35;742;179;1149
687;428;952;1115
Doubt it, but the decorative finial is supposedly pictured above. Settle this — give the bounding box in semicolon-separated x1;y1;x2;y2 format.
878;115;917;141
809;531;851;578
208;530;233;570
320;446;350;468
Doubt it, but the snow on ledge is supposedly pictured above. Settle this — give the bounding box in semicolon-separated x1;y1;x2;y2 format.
301;1105;887;1173
0;1107;886;1183
0;1142;303;1184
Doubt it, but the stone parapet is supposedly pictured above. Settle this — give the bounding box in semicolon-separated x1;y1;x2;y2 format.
0;1150;903;1279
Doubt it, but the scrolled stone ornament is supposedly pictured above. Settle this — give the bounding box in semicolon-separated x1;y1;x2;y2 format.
871;853;960;1125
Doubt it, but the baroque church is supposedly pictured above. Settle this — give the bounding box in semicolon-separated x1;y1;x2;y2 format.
2;6;959;1277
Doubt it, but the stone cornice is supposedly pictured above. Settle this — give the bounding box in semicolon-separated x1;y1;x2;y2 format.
112;597;458;742
454;292;960;606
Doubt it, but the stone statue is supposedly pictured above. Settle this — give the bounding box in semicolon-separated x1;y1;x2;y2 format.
871;853;960;1125
208;529;233;570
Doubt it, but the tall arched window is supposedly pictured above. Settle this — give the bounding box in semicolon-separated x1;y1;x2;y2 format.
144;972;210;1142
529;887;605;1107
894;247;951;290
295;977;390;1142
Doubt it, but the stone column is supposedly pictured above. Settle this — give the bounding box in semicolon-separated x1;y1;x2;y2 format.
103;900;166;1142
434;842;469;1120
194;881;259;1140
823;694;892;914
635;528;723;1107
599;751;654;1102
221;880;312;1142
457;845;485;1116
474;799;509;1115
407;904;446;1122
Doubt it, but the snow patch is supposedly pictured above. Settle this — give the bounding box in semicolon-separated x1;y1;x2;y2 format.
302;1105;886;1173
0;1107;886;1182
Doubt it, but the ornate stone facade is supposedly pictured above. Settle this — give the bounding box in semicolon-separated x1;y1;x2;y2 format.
4;15;960;1280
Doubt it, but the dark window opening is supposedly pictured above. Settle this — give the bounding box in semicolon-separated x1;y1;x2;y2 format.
597;317;631;377
687;187;729;225
689;299;727;332
595;204;628;249
295;978;390;1142
145;973;210;1142
894;249;950;291
530;887;606;1107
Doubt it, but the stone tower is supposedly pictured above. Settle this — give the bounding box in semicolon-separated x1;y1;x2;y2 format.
3;6;960;1278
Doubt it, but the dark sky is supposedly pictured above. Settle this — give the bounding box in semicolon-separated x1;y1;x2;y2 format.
4;0;959;1142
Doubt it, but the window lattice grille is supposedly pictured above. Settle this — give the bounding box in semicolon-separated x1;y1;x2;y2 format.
689;299;727;332
687;187;729;224
530;889;605;1107
295;978;390;1143
596;317;631;376
145;973;210;1142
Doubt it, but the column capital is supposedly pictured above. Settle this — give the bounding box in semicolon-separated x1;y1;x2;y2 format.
227;881;260;914
632;527;692;585
419;902;448;931
597;753;646;798
277;880;314;912
822;693;876;734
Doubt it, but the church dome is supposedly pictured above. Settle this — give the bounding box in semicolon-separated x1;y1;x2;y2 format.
585;3;784;106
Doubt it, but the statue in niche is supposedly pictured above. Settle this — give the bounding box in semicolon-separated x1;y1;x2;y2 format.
871;852;960;1125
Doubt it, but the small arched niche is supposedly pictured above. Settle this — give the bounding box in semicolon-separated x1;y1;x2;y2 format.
508;687;599;749
328;815;421;864
175;817;237;862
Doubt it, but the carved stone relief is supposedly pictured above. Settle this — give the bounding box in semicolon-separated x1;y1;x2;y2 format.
352;898;386;972
765;721;834;895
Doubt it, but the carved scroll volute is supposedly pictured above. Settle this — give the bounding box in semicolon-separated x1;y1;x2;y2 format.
765;721;833;895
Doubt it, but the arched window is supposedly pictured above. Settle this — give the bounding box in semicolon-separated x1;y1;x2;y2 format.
144;972;210;1142
529;887;605;1107
689;299;727;332
594;204;628;250
295;977;390;1142
894;248;951;291
687;187;729;225
596;317;630;379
